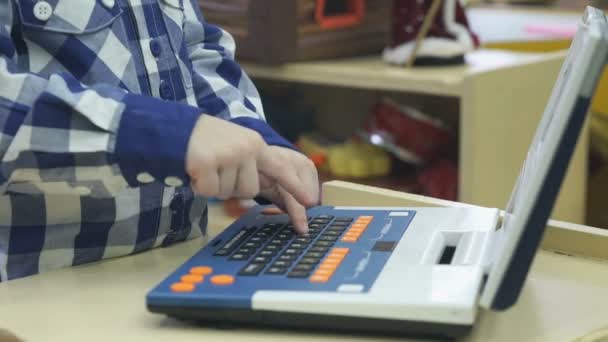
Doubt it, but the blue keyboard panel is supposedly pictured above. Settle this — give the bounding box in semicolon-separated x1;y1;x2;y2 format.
147;206;415;309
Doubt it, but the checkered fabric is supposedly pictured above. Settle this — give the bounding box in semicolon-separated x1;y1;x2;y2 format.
0;0;293;281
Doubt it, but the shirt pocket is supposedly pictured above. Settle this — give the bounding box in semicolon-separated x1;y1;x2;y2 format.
16;0;122;34
15;1;134;86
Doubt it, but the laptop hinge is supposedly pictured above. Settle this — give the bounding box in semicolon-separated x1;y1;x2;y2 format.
481;210;506;276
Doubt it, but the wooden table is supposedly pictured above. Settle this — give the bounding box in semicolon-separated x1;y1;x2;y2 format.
1;181;608;342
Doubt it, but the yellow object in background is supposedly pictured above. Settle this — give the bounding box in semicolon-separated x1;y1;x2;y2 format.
327;142;391;179
297;133;392;179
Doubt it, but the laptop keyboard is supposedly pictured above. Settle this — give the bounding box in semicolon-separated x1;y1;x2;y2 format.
213;215;374;283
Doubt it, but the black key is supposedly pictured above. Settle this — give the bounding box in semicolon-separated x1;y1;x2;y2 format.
276;233;293;240
236;247;254;255
289;243;307;250
214;248;230;256
230;253;249;261
294;237;312;244
318;235;338;242
310;246;330;253
288;271;311;278
263;223;283;229
238;263;265;276
243;242;261;249
265;267;287;275
309;224;324;229
311;219;330;225
334;217;354;222
329;222;349;227
293;264;314;272
272;260;293;268
260;228;274;235
253;256;270;264
262;245;281;253
308;228;322;233
317;215;334;220
327;226;347;232
283;248;302;256
270;239;287;245
214;227;256;256
249;236;264;243
305;252;325;259
322;230;342;237
314;240;334;247
254;231;271;238
259;250;277;257
298;257;320;265
278;254;297;261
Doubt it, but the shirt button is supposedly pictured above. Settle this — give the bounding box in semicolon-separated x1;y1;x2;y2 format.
75;186;92;196
164;177;184;187
136;172;155;184
150;40;162;57
159;81;173;100
33;1;53;21
102;0;116;9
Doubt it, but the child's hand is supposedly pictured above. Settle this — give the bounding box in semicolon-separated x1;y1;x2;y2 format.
186;116;317;212
257;146;320;234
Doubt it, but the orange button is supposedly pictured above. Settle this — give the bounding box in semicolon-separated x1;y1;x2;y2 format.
181;274;204;284
170;282;195;293
344;232;361;239
328;253;346;260
190;266;213;276
341;236;358;243
323;258;342;266
359;216;373;221
314;269;334;277
210;274;235;286
310;275;330;283
349;227;366;234
332;248;350;255
318;263;337;271
351;223;368;229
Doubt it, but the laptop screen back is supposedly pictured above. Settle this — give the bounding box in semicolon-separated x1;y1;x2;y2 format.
480;7;608;311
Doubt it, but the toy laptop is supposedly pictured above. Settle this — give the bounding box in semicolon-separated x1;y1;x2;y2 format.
147;7;608;339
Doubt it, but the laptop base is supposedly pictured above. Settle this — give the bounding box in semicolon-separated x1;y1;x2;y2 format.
149;305;472;340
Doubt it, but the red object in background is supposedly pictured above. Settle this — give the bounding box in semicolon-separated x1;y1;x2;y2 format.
417;159;458;201
389;0;479;50
315;0;366;30
362;98;452;164
223;198;255;218
309;152;328;168
383;0;480;65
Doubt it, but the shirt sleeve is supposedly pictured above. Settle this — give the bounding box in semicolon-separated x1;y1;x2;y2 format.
0;1;201;197
182;0;296;151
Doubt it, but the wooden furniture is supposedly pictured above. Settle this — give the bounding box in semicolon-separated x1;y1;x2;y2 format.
242;49;587;224
1;181;607;342
199;0;391;64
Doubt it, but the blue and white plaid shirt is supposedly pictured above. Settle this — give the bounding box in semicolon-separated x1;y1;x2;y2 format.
0;0;292;281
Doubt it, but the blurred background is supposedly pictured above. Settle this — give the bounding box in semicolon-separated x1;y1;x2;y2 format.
199;0;608;231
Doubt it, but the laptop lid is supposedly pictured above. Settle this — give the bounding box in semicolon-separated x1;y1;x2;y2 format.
479;6;608;311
